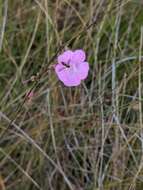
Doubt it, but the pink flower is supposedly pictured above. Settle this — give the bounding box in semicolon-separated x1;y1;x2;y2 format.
26;91;34;104
55;49;89;87
26;91;34;99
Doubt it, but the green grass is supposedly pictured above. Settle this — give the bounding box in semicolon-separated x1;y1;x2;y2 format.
0;0;143;189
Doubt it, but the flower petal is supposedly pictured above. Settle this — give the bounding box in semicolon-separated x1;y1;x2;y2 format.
77;61;89;80
62;71;81;87
63;71;81;87
55;64;81;87
58;50;73;64
72;49;86;63
55;63;68;82
55;63;65;73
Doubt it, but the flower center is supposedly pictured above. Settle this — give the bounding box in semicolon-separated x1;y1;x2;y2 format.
61;61;70;68
58;60;70;72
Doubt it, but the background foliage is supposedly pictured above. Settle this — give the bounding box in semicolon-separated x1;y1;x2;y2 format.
0;0;143;189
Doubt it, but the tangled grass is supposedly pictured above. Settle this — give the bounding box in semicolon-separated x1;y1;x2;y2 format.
0;0;143;189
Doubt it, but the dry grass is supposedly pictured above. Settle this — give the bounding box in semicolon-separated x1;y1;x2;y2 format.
0;0;143;189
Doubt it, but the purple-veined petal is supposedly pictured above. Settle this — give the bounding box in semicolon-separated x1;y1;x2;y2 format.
58;50;73;64
55;63;65;74
55;63;81;87
55;63;68;83
63;71;81;87
72;49;86;63
77;61;89;80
